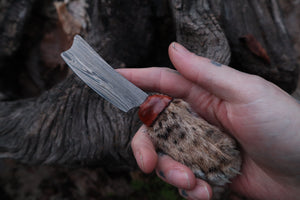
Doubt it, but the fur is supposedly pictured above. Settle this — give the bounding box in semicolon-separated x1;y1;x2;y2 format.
146;99;242;199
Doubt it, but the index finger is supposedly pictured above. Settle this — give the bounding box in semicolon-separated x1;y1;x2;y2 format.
117;67;203;99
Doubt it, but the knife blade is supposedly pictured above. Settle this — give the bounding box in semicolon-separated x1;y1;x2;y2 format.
61;35;241;193
61;35;148;112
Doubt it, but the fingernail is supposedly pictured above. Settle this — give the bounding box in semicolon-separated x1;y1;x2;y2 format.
210;60;222;67
136;150;144;171
172;42;176;49
171;42;190;55
140;127;148;134
157;152;166;157
180;189;188;198
158;171;166;179
166;169;191;189
189;184;210;200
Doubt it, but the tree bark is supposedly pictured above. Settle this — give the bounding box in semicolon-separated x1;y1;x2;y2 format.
216;0;298;93
0;0;36;57
169;0;231;65
0;75;141;171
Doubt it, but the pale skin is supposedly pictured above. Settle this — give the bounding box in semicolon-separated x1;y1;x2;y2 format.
117;43;300;200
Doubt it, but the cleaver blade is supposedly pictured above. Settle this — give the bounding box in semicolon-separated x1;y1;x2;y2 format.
61;35;148;112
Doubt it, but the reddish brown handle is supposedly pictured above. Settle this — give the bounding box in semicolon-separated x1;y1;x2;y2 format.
138;94;172;126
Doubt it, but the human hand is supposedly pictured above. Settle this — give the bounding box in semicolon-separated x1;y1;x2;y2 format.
118;43;300;200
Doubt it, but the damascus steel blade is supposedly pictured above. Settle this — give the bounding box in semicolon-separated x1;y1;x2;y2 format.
61;35;148;112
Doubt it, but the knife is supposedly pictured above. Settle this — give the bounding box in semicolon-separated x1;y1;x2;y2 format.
61;35;241;188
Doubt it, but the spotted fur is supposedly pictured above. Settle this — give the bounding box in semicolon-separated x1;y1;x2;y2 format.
145;98;241;199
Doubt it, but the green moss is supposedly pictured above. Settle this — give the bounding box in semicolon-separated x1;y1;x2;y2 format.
129;173;184;200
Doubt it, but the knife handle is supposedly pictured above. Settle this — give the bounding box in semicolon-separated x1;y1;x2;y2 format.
138;95;241;187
